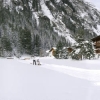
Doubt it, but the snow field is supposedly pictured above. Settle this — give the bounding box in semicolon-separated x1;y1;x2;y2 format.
0;57;100;100
19;57;100;86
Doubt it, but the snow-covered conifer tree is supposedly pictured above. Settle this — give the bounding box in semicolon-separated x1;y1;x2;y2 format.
71;34;95;60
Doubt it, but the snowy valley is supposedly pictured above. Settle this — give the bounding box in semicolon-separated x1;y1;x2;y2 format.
1;0;100;100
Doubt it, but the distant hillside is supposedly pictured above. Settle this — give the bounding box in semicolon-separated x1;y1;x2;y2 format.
0;0;100;57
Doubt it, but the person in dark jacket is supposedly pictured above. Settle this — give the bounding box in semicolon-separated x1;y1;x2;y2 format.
33;57;36;65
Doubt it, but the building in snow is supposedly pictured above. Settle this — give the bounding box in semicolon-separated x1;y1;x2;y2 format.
67;47;73;53
91;35;100;55
49;47;56;57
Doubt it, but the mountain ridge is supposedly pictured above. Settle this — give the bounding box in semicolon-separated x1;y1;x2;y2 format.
0;0;100;56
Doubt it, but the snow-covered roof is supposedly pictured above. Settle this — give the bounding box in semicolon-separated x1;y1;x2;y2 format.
46;50;50;53
52;47;57;49
75;48;80;54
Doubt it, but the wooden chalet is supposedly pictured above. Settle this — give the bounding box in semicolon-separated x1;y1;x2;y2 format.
91;35;100;53
49;47;56;57
67;47;73;53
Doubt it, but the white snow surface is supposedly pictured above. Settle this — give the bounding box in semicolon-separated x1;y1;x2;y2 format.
40;0;54;20
33;12;39;26
97;25;100;35
0;57;100;100
92;25;100;35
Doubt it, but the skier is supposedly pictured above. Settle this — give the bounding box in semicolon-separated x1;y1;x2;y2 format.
33;56;36;65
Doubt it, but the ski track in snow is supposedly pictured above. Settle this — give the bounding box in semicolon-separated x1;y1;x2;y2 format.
18;59;100;86
41;63;100;86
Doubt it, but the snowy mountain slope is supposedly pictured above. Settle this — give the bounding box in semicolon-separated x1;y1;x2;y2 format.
0;0;100;56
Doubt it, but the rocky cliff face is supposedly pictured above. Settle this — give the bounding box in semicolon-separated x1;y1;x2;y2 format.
0;0;100;56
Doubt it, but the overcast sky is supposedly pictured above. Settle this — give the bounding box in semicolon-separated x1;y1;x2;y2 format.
85;0;100;10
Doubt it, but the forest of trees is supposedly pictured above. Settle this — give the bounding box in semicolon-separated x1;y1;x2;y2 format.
0;0;99;58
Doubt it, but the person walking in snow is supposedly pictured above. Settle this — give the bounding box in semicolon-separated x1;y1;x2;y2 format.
33;56;36;65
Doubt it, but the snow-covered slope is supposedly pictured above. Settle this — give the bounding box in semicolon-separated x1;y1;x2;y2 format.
1;58;100;100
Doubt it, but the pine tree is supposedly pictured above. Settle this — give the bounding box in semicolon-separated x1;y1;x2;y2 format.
32;0;40;11
82;41;95;59
71;34;95;60
1;36;12;52
54;40;63;58
20;28;32;54
33;34;41;56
